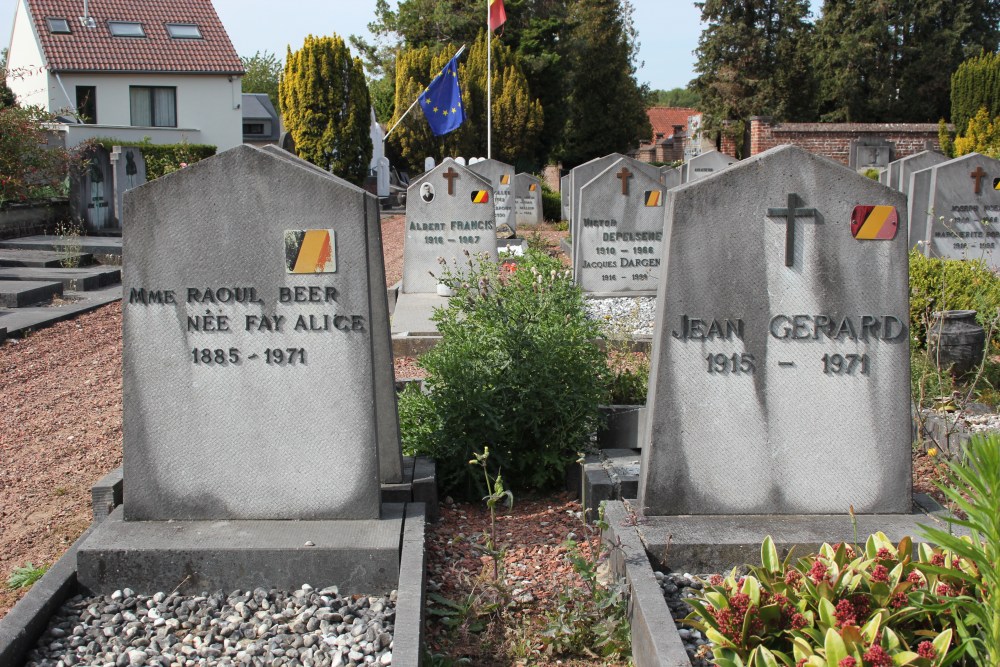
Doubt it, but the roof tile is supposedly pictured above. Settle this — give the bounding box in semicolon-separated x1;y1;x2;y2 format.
646;107;698;142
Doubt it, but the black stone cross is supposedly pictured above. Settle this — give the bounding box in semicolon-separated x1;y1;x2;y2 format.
971;166;988;195
443;167;459;195
616;167;633;195
767;193;818;268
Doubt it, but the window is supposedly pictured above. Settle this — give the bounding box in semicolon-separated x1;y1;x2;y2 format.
243;123;266;135
130;87;176;127
76;86;97;124
166;23;202;39
108;21;145;37
46;17;71;33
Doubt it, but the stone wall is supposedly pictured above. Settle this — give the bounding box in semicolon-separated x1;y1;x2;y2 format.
0;200;71;240
749;116;943;165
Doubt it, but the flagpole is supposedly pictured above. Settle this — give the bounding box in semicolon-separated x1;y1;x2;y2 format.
384;44;467;141
486;0;492;160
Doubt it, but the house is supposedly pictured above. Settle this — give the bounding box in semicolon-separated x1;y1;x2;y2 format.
634;106;698;163
241;93;279;146
5;0;244;151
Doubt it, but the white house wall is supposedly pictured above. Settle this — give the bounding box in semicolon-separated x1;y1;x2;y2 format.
5;0;50;108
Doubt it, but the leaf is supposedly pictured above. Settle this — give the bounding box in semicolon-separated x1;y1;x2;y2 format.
932;628;953;662
891;651;919;665
762;535;780;573
707;627;736;649
741;575;762;607
824;628;848;667
818;598;837;629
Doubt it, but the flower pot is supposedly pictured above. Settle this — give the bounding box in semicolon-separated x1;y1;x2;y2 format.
927;309;985;376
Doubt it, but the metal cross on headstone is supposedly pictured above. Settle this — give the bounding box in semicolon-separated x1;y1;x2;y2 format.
616;167;633;196
971;166;988;195
443;167;459;195
767;193;819;268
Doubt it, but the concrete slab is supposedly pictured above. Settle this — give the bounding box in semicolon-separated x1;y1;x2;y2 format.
77;505;406;596
0;266;121;291
0;249;95;268
394;503;427;667
0;280;63;307
581;449;641;519
0;284;121;336
635;504;965;574
391;291;449;336
0;235;122;257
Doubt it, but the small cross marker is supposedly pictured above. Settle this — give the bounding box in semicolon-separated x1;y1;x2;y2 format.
971;166;988;195
616;167;633;195
767;193;819;268
443;167;459;195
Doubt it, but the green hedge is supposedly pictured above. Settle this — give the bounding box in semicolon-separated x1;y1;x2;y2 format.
909;249;1000;347
541;183;562;222
89;139;216;180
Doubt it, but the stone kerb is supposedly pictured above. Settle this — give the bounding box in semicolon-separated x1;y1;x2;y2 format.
909;152;1000;268
639;144;911;516
574;159;667;296
122;145;383;521
402;160;498;294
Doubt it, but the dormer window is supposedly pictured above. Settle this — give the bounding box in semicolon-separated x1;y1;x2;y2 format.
166;23;202;39
108;21;145;37
47;17;71;33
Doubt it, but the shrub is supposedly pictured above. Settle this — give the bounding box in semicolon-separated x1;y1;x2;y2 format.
399;249;608;498
541;183;562;222
90;139;216;180
909;250;1000;348
0;105;78;204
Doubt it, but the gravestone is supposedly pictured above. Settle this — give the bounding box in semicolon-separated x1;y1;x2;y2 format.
455;157;467;166
560;175;570;221
402;160;498;294
639;145;911;516
469;158;516;237
513;173;544;227
72;146;113;232
424;156;436;172
660;165;682;189
849;138;894;170
569;154;659;240
110;145;147;228
910;152;1000;267
885;150;946;196
573;159;666;295
681;150;737;183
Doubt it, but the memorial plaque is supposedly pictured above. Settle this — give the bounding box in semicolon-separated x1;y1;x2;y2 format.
469;158;516;237
402;160;499;294
122;145;384;521
513;173;544;226
682;150;737;183
573;159;666;295
911;153;1000;266
850;138;894;170
638;145;911;516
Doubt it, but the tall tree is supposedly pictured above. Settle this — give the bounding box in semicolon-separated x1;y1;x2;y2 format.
649;87;702;109
692;0;815;150
559;0;650;168
240;50;282;110
280;35;373;185
951;50;1000;135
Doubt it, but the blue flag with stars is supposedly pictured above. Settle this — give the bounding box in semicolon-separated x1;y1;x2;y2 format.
420;55;465;136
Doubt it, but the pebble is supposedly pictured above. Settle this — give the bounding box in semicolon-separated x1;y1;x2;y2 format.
24;586;397;667
585;297;656;337
656;570;718;667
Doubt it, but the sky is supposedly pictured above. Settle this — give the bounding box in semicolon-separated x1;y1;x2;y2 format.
1;0;708;91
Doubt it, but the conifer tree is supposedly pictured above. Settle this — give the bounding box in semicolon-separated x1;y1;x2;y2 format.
951;51;1000;137
279;35;372;185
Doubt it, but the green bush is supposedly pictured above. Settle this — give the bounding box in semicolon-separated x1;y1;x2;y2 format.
399;249;608;498
541;183;563;222
90;139;216;180
909;250;1000;348
0;105;78;204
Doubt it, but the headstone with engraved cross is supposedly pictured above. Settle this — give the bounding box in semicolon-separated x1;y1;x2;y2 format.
402;159;499;294
573;158;666;295
908;152;1000;267
638;145;911;516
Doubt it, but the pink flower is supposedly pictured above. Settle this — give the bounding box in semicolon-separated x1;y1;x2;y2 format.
917;641;937;659
871;564;889;583
863;645;893;667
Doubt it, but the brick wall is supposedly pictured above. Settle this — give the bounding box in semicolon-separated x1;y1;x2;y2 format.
749;116;942;164
542;164;562;191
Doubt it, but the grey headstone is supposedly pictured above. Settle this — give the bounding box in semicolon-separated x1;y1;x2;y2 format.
122;145;384;521
513;173;543;227
570;154;660;241
910;153;1000;266
110;146;147;228
560;175;570;221
683;150;737;183
469;158;516;237
402;160;498;294
455;157;467;166
573;159;666;296
660;166;682;189
907;167;935;247
73;146;113;232
850;138;894;170
886;150;947;197
424;157;436;172
639;145;911;516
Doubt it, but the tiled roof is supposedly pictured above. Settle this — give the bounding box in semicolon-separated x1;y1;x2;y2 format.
25;0;244;73
646;107;699;142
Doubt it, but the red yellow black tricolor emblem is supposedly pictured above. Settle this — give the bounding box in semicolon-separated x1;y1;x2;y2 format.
850;206;898;240
529;183;537;191
500;174;511;185
994;177;1000;191
644;190;663;207
284;229;337;273
471;191;490;203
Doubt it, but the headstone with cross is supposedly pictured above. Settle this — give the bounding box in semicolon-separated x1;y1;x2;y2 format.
513;173;544;227
638;145;911;516
573;158;667;295
402;159;499;294
468;158;517;238
568;154;660;244
909;152;1000;266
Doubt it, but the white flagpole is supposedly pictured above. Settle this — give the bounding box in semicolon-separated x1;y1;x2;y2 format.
487;0;492;160
384;44;467;141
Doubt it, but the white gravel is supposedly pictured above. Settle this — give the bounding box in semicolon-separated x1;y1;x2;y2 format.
585;296;656;337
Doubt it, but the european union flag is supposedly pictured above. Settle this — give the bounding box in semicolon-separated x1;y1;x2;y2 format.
420;55;465;136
